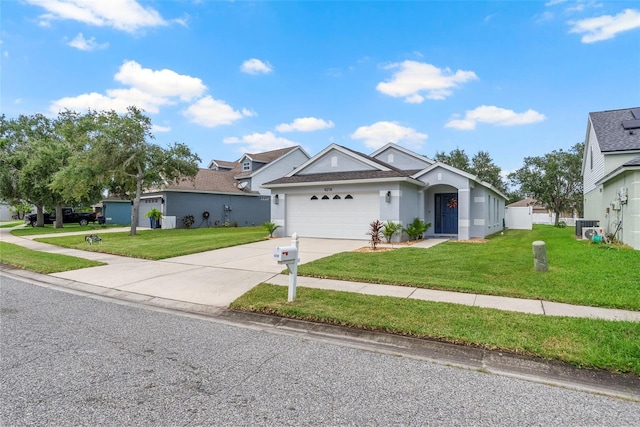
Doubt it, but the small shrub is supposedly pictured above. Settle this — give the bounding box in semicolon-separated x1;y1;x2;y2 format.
556;221;567;228
263;221;280;238
382;221;401;243
367;220;384;250
182;215;195;229
403;218;431;240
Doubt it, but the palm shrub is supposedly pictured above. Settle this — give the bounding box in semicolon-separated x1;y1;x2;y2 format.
382;221;401;243
367;219;384;250
263;221;280;238
403;218;431;240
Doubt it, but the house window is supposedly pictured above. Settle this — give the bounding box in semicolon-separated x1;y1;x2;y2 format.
331;156;338;167
243;161;251;171
590;147;593;170
311;195;318;200
333;195;341;199
345;195;353;199
322;195;330;200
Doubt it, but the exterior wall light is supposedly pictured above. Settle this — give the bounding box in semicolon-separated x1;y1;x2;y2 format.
385;191;392;203
274;194;279;205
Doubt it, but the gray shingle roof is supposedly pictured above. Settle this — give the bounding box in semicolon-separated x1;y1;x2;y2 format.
623;155;640;167
165;169;257;194
590;107;640;152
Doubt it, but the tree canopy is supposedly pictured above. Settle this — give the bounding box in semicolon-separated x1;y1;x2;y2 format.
1;107;201;234
508;143;584;225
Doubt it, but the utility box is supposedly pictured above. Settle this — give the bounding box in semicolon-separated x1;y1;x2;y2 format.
273;246;298;263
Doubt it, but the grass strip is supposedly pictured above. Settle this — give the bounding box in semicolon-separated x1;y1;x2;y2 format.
11;223;121;236
0;221;24;229
297;226;640;310
33;226;269;260
231;284;640;376
0;241;105;274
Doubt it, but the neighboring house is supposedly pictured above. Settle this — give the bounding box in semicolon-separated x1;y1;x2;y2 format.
0;201;13;221
582;107;640;249
128;146;309;228
263;143;507;240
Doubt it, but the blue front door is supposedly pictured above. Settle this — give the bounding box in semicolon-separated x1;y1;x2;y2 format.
435;193;458;234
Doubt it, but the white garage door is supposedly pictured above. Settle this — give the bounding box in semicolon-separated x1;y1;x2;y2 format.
138;197;163;227
286;192;380;239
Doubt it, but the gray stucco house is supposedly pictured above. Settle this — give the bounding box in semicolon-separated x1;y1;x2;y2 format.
263;143;507;240
582;107;640;249
103;146;310;228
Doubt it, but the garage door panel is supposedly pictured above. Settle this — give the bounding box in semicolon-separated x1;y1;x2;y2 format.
286;193;379;239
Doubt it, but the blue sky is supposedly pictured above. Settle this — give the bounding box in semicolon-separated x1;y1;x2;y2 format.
2;1;639;174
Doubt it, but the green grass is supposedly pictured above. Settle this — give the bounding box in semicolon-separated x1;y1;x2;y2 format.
33;226;269;260
0;221;24;228
0;241;105;273
296;226;640;310
231;284;640;375
11;223;121;236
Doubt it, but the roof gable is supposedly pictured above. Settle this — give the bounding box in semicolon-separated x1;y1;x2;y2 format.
370;143;434;170
287;144;392;177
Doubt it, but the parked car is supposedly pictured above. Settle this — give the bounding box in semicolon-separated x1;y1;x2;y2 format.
25;208;97;227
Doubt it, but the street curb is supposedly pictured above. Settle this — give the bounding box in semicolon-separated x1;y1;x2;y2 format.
2;266;639;401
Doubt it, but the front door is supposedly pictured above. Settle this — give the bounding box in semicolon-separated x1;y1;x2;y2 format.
435;193;458;234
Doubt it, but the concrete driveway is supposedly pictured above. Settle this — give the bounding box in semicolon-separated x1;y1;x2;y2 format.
50;237;367;308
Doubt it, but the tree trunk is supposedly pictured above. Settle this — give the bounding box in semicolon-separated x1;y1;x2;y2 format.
54;203;63;229
36;205;45;227
129;165;143;236
554;209;561;226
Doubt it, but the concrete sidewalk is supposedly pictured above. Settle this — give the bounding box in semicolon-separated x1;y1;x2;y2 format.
1;226;638;322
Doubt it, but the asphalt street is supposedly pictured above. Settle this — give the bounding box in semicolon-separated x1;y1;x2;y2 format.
2;276;639;426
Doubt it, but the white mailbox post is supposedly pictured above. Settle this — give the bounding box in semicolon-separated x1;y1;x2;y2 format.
273;233;300;302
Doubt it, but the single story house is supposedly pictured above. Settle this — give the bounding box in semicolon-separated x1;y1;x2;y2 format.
263;143;507;240
582;107;640;249
102;146;310;228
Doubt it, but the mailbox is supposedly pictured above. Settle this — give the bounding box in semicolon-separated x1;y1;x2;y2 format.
273;245;298;263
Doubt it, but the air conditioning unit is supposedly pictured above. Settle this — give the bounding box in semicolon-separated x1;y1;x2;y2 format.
582;227;605;240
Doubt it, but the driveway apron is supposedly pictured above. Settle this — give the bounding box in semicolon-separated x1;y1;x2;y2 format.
49;237;367;307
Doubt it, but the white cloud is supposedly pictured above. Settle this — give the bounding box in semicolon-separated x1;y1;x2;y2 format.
545;0;567;6
27;0;169;32
569;9;640;43
223;131;298;153
67;33;109;51
50;92;136;114
445;106;546;130
184;96;252;127
376;60;478;103
240;58;273;75
152;124;171;133
276;117;334;133
115;60;206;101
351;121;428;150
49;61;208;114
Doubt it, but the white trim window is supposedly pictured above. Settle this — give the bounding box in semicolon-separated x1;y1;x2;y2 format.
243;161;251;171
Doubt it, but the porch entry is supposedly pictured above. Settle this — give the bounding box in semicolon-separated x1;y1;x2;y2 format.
435;193;458;234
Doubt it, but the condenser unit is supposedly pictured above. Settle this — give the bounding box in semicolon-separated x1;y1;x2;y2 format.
582;227;605;240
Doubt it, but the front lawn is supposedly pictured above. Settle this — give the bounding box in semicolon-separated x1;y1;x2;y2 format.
231;284;640;375
0;241;105;273
296;226;640;310
33;226;269;260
